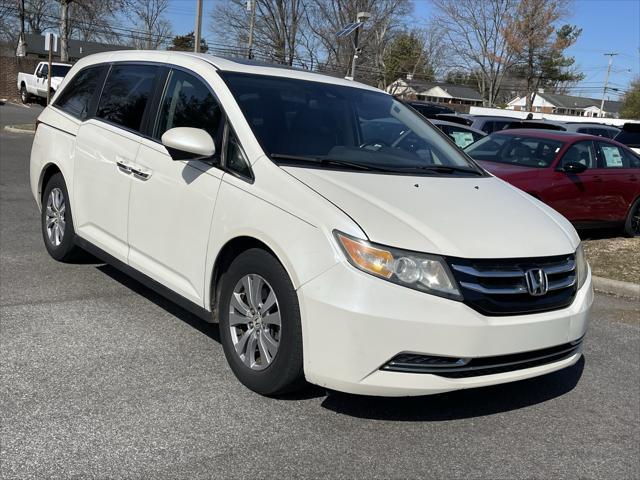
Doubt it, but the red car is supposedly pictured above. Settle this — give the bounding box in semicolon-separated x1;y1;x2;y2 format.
465;129;640;236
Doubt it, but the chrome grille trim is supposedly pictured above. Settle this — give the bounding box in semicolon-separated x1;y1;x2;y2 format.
447;253;578;315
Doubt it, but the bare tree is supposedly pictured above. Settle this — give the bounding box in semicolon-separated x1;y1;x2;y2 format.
432;0;519;106
306;0;411;84
25;0;57;34
211;0;305;66
127;0;172;49
504;0;582;110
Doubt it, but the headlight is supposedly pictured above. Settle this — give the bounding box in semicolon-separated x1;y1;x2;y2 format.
575;243;589;290
334;231;462;300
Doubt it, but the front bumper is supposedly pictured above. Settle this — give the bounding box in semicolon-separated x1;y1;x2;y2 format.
298;262;592;396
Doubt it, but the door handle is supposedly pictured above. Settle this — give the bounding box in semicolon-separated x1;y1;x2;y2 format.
130;166;152;180
116;159;132;173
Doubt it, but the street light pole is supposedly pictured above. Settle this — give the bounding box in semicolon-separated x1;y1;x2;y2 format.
600;52;618;117
347;11;370;81
194;0;203;53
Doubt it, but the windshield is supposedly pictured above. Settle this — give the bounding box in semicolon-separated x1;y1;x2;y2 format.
465;134;564;168
220;72;484;176
51;65;71;77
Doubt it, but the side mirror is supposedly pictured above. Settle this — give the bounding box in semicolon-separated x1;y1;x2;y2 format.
561;161;588;174
161;127;215;160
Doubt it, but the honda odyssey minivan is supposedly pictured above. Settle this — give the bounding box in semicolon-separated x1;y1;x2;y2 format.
30;51;592;397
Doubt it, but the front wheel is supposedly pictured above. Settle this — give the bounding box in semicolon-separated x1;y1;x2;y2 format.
623;198;640;237
219;248;304;395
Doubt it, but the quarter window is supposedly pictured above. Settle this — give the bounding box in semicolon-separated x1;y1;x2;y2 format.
155;69;222;142
54;65;106;120
225;128;252;179
96;64;159;132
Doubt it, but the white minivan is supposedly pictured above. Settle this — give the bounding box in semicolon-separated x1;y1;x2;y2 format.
30;51;592;396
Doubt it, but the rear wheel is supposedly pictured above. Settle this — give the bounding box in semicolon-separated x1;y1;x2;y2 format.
41;173;82;261
624;199;640;237
219;248;304;395
20;84;30;104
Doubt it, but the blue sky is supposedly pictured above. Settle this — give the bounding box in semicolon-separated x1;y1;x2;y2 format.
168;0;639;99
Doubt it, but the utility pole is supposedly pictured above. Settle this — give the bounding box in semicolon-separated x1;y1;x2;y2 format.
194;0;203;53
247;0;256;59
600;52;618;117
16;0;26;56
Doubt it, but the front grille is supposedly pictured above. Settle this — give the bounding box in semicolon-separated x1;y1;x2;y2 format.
447;253;577;316
381;337;583;378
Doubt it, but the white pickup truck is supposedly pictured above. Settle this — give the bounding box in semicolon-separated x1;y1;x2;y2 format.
17;61;72;104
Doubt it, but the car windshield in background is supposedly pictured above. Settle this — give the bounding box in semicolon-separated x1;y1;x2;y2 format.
51;65;71;77
220;72;484;176
465;134;564;168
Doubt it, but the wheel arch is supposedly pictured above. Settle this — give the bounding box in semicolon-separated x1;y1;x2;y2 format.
208;236;287;322
39;163;63;203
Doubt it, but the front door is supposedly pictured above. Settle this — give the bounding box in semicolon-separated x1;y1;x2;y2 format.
547;140;602;223
73;63;160;263
127;68;224;305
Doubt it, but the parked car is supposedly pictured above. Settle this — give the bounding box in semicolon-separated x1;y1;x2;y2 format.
406;100;455;117
31;51;592;397
562;122;620;139
17;61;72;104
465;129;640;236
614;123;640;154
506;120;566;131
429;119;486;148
467;115;521;134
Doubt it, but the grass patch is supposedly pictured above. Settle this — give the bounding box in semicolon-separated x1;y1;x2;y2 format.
583;237;640;284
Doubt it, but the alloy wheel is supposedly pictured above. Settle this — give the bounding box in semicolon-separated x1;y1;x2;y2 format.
45;187;66;247
228;274;281;371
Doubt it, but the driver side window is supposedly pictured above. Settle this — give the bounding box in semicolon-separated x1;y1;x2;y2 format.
560;141;596;169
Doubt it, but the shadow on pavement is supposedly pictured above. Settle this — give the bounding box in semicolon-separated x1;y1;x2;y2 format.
96;263;221;344
320;357;584;421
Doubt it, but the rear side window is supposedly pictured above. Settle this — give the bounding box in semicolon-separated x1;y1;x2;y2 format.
441;125;483;148
97;64;159;132
597;142;632;168
154;69;222;141
54;65;106;120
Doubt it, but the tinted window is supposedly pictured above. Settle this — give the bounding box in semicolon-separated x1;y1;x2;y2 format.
50;65;71;77
561;141;596;168
97;64;158;132
221;72;483;175
54;65;106;120
462;135;508;158
466;135;562;167
615;131;640;148
576;127;619;138
155;69;221;141
226;129;252;178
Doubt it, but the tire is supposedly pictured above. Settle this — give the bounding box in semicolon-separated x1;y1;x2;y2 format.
623;198;640;237
41;173;82;261
219;248;304;395
20;84;30;104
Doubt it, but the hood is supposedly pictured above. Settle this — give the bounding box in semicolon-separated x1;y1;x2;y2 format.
283;167;579;259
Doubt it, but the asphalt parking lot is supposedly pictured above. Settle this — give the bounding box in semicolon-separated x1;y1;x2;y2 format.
1;102;639;479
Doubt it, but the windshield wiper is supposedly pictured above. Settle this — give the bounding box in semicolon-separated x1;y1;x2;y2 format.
399;165;484;176
270;153;396;173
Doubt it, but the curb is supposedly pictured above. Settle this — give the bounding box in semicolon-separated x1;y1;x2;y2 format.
592;276;639;300
4;125;35;134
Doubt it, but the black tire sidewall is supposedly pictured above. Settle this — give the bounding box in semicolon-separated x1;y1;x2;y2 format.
41;173;78;261
219;248;304;396
624;198;640;237
20;85;28;104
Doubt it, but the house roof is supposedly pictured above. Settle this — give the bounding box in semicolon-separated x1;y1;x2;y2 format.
538;92;623;114
24;33;131;60
400;79;483;101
